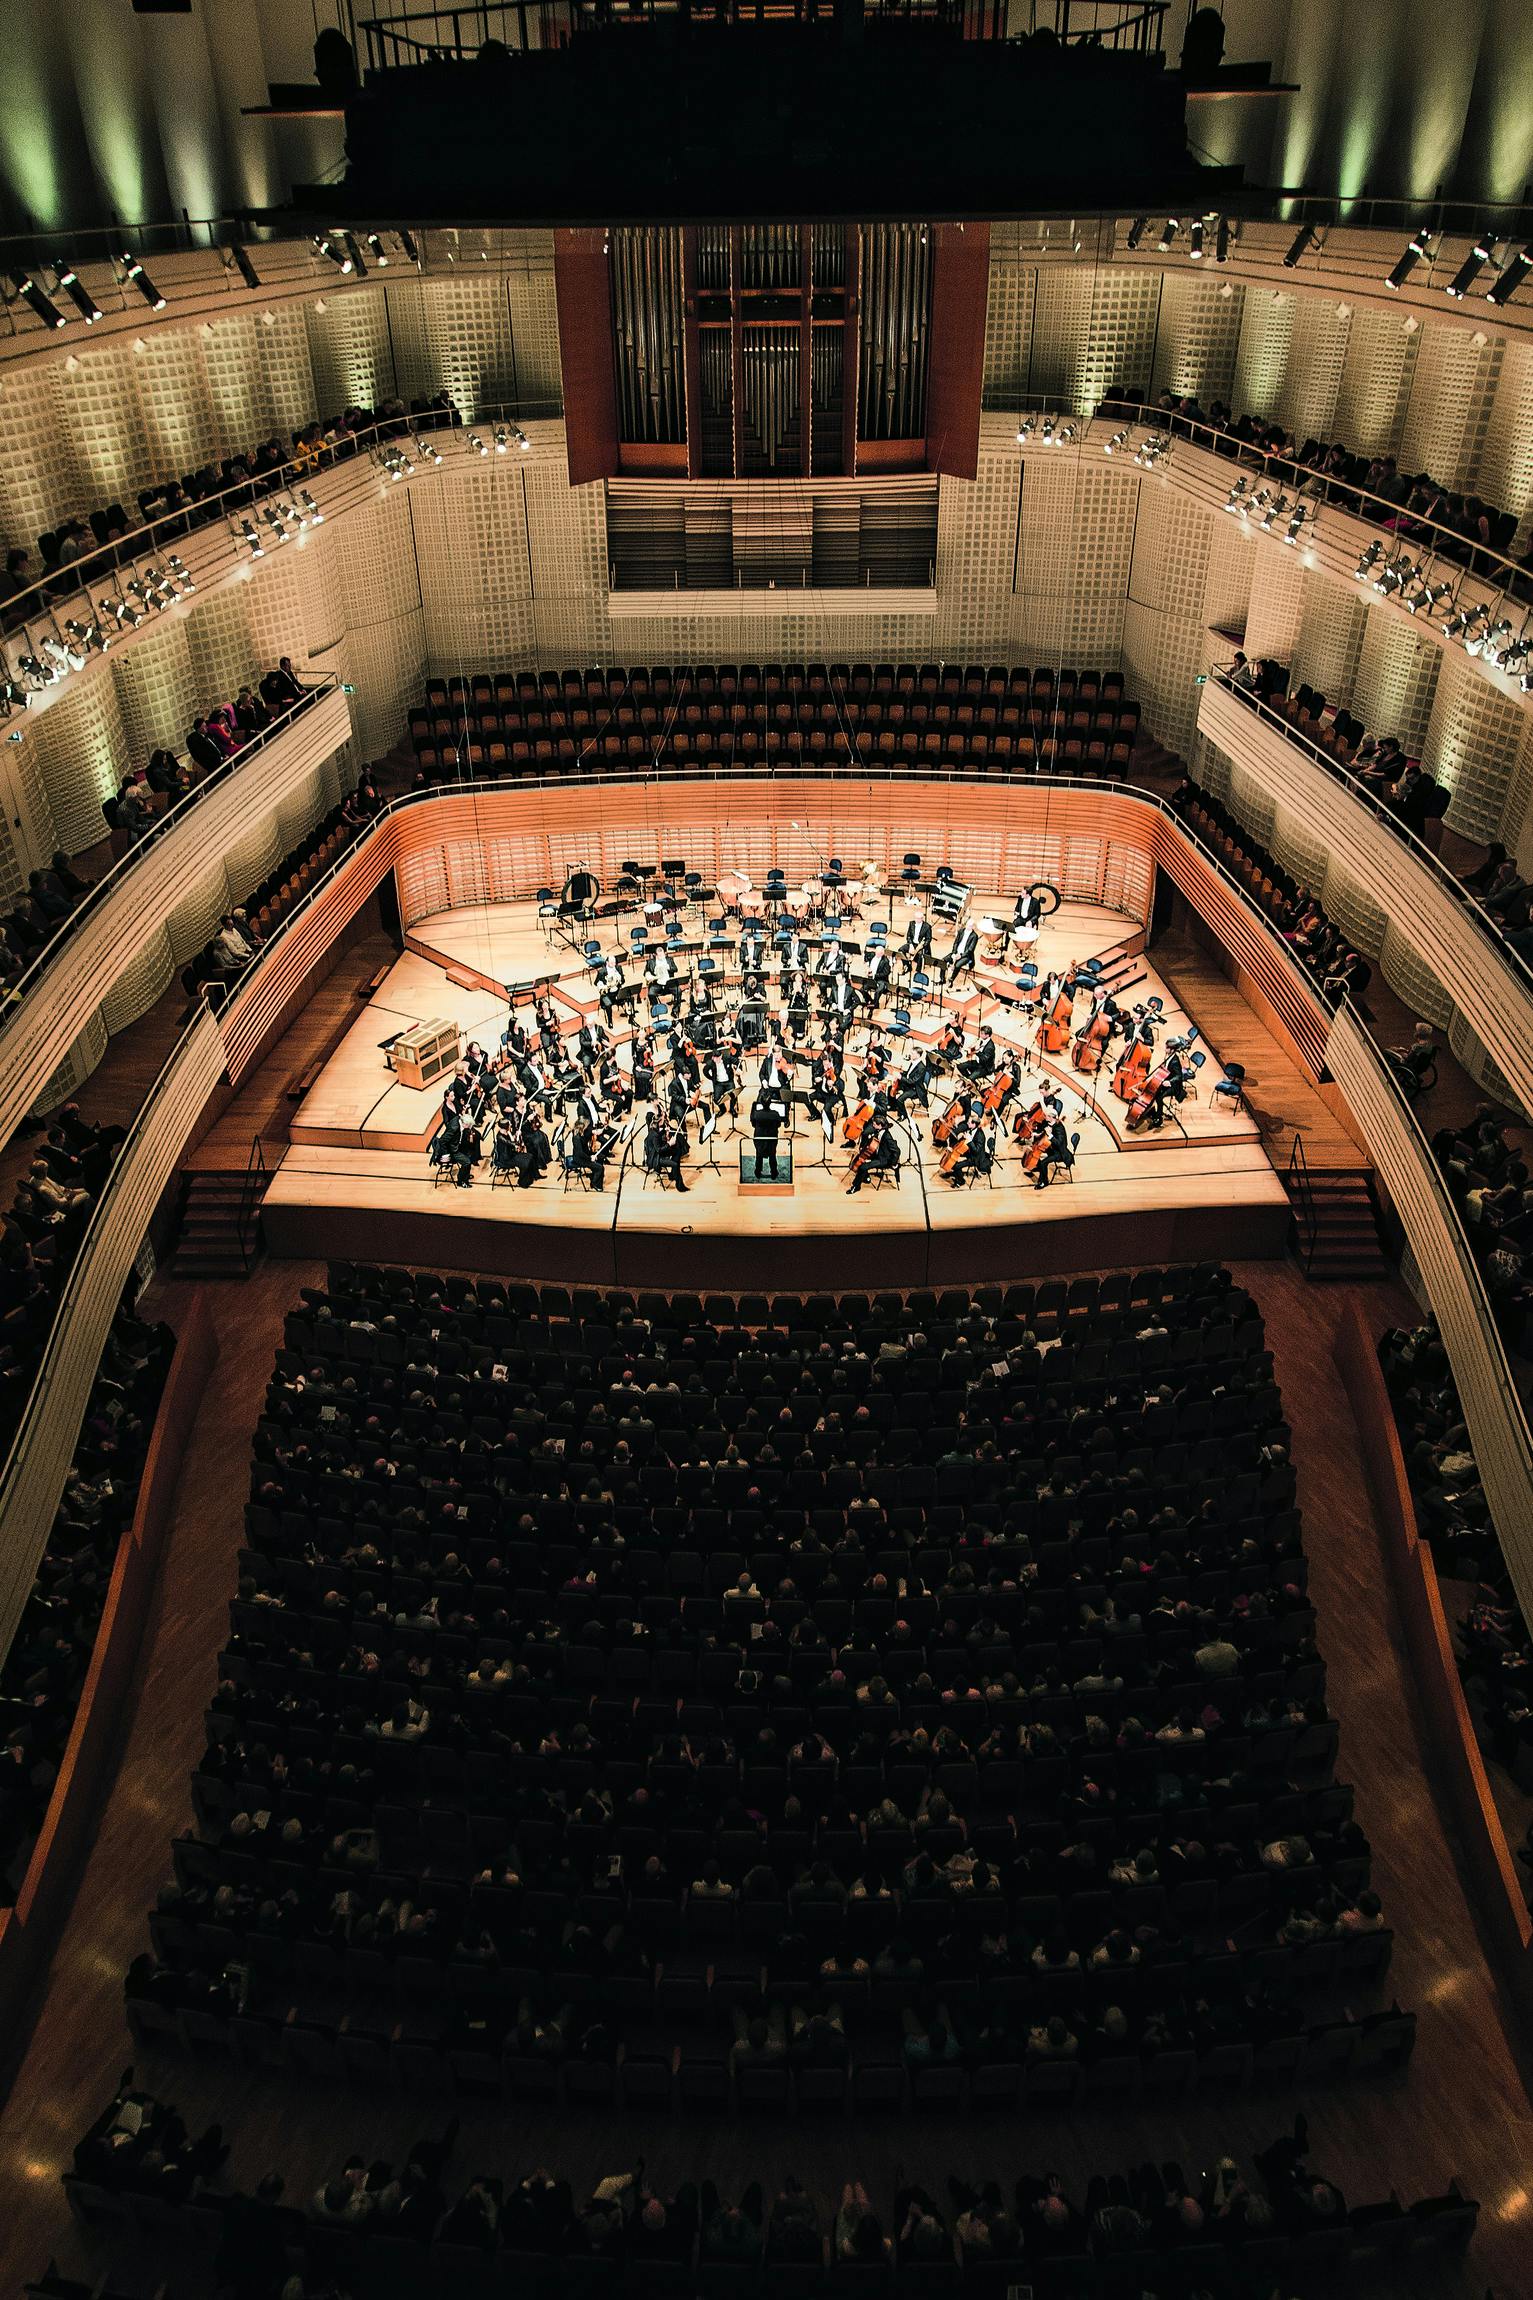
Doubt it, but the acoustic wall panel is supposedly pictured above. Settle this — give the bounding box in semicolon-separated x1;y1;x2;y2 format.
1242;544;1307;662
1291;578;1366;703
1275;295;1351;446
1352;615;1441;755
53;340;154;513
1424;645;1528;843
980;239;1037;412
306;283;394;421
1232;290;1296;421
200;312;273;452
256;304;317;439
1399;324;1502;493
133;327;218;481
109;615;198;765
29;674;129;857
1332;305;1418;459
1477;336;1533;550
1150;272;1243;409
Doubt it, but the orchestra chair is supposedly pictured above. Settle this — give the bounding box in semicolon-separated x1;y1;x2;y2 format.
629;926;649;953
902;850;922;885
583;939;603;970
536;886;559;936
684;870;704;909
1061;1130;1082;1182
910;969;933;1009
889;1008;912;1039
697;957;719;996
1211;1060;1247;1113
707;915;731;952
665;917;684;945
863;1150;900;1191
1183;1049;1208;1101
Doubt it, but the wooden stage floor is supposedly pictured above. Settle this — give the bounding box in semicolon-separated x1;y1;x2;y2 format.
263;894;1289;1287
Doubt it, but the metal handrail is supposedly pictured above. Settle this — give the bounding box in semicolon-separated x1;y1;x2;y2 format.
1095;400;1532;605
0;680;339;1020
237;1136;270;1269
1286;1132;1317;1271
1208;674;1533;999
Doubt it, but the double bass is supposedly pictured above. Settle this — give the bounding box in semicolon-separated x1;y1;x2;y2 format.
1111;1038;1151;1103
1039;984;1075;1055
1072;1010;1111;1074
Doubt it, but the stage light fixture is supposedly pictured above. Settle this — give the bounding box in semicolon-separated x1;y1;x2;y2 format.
298;492;322;526
1282;504;1309;544
341;232;368;277
1283;224;1316;268
0;677;30;713
238;517;264;557
1215;217;1230;263
1224;478;1249;512
1125;217;1148;250
493;425;511;453
1372;554;1412;597
1487;245;1533;307
415;434;443;465
1133;431;1171;468
54;263;102;323
314;233;350;272
468;433;488;455
119;250;165;309
1385;226;1431;290
13;273;65;329
1353;541;1382;579
1444;237;1493;298
1157;219;1179;251
227;242;261;291
1188;220;1205;260
1464;611;1505;660
1496;635;1530;675
1258;491;1287;530
399;229;420;265
512;424;532;451
1103;427;1130;456
366;233;390;267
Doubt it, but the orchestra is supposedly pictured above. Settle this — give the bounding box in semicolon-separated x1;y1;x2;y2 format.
407;864;1204;1203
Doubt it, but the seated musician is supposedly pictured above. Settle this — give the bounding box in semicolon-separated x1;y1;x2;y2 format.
704;1045;739;1114
572;1116;612;1192
463;1039;491;1083
784;927;811;975
500;1011;529;1059
446;1114;482;1188
902;911;933;964
816;937;845;976
863;945;893;1008
596;952;627;1025
672;1038;702;1096
517;1109;551;1187
575;1017;607;1073
665;1067;696;1125
642;1110;690;1192
759;1041;793;1097
811;1047;845;1122
847;1114;900;1194
958;1025;998;1082
934;1018;965;1070
842;1093;874;1148
645;942;681;990
600;1054;632;1115
740;923;767;974
630;1029;657;1102
896;1049;933;1121
786;988;811;1044
1032;1115;1071;1189
1012;887;1043;938
967;1121;998;1182
942;918;979;983
824;971;854;1024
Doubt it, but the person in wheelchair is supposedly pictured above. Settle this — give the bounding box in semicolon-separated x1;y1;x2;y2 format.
1387;1022;1437;1098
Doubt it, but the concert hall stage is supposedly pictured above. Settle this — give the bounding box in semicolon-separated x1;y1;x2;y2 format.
261;890;1290;1287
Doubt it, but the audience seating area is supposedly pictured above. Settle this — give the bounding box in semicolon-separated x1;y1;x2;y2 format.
1167;779;1373;1008
0;1107;131;1440
180;770;384;1003
406;663;1142;781
53;2072;1478;2300
1428;1114;1533;1351
0;1304;174;1901
124;1264;1415;2122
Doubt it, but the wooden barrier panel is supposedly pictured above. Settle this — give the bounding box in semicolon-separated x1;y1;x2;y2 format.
1200;678;1533;1113
1333;1299;1533;2038
0;1294;216;2095
1327;1002;1533;1618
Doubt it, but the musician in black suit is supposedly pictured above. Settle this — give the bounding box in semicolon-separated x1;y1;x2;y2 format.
902;912;933;965
1034;1117;1071;1189
758;1043;793;1096
596;952;627;1025
575;1018;607;1074
958;1025;997;1082
704;1045;739;1114
646;943;681;991
847;1116;899;1194
942;919;980;983
1012;888;1044;936
809;1047;845;1123
572;1117;613;1191
750;1089;787;1179
895;1050;933;1120
864;946;893;1008
786;986;811;1044
824;972;854;1023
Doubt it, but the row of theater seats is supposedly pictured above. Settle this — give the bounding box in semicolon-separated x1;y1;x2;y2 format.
125;1265;1409;2120
407;663;1141;781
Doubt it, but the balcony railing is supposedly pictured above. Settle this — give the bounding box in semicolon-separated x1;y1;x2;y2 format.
1326;1002;1533;1621
1197;675;1533;1115
0;682;352;1145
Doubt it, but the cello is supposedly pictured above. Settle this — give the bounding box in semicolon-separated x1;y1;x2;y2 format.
938;1128;973;1182
980;1063;1016;1120
842;1099;875;1147
1072;1010;1111;1074
1040;983;1074;1055
1016;1105;1051;1177
1125;1059;1174;1131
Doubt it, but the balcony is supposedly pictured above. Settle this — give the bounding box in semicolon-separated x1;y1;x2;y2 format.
0;683;353;1141
1196;675;1533;1117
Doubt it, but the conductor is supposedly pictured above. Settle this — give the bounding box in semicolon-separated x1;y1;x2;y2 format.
749;1089;787;1180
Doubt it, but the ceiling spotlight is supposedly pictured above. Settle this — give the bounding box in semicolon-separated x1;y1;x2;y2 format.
1258;491;1288;529
1133;431;1171;467
1373;553;1412;596
228;242;262;291
469;433;488;456
54;263;102;323
166;552;194;592
399;230;420;264
1125;217;1148;250
1495;635;1529;674
513;424;532;451
1054;423;1078;446
13;273;66;329
314;233;351;273
1385;226;1432;290
493;425;510;453
1487;245;1533;307
1158;219;1179;251
120;250;165;309
1478;620;1515;665
1282;505;1309;544
1283;223;1316;269
1;677;31;712
415;435;443;465
1103;427;1130;456
1189;220;1205;260
366;233;390;267
341;232;368;278
1215;217;1230;263
1445;237;1494;298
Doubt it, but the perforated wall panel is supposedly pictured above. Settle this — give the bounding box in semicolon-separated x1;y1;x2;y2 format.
1333;305;1417;458
1150;273;1243;407
1351;614;1441;753
1379;919;1455;1026
110;615;198;764
308;285;395;418
164;860;232;966
133;328;218;479
256;305;318;439
1232;291;1296;420
0;364;73;561
1227;764;1276;849
412;274;518;417
413;466;537;673
53;340;153;511
1276;296;1350;444
1448;1005;1519;1106
184;584;259;707
1242;545;1306;661
505;241;563;413
99;924;173;1030
1268;800;1331;890
1424;645;1528;843
30;675;129;855
1321;860;1389;958
1476;336;1533;549
38;1009;109;1115
200;313;273;451
980;245;1037;411
1291;577;1366;702
1399;325;1501;492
